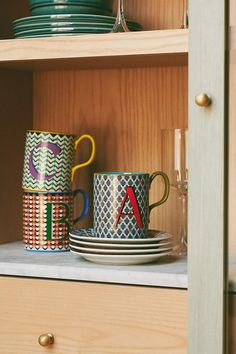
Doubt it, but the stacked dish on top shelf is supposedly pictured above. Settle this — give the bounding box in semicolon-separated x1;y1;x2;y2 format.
29;0;114;16
69;229;174;265
12;0;142;38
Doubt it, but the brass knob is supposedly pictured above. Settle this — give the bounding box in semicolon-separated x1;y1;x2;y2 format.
195;93;212;107
38;333;54;347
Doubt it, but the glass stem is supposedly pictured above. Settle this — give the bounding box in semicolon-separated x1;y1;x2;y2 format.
178;192;188;255
181;0;188;29
112;0;130;33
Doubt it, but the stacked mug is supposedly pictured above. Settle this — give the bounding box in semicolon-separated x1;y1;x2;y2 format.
69;171;172;265
22;130;96;252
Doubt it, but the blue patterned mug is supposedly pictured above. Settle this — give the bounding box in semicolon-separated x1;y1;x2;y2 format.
93;172;170;239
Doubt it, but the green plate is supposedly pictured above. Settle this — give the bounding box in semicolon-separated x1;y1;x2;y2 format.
15;31;111;39
31;4;112;16
29;0;113;10
15;21;112;31
13;14;142;29
14;23;141;38
14;20;141;32
14;26;113;36
15;33;94;38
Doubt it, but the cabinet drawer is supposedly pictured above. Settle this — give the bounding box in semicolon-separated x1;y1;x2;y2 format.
0;277;187;354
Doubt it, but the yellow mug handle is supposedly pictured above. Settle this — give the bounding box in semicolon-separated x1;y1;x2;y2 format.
149;171;170;214
71;134;96;183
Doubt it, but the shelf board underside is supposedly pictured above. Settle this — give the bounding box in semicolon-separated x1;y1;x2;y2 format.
0;29;188;70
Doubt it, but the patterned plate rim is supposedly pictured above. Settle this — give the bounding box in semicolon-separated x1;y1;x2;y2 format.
69;229;173;243
69;237;173;249
69;236;173;250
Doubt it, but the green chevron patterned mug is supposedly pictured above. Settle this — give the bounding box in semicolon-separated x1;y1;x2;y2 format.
22;130;96;192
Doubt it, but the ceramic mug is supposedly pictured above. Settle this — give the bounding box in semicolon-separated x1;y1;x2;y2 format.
93;172;170;239
22;130;96;192
23;189;89;251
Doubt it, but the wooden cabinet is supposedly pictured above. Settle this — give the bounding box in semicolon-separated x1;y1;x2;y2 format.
0;277;187;354
0;1;188;243
0;1;233;354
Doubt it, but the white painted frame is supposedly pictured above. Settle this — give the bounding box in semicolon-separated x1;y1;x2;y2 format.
188;0;227;353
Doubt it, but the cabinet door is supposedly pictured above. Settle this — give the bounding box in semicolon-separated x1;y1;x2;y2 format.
188;1;227;354
229;0;236;352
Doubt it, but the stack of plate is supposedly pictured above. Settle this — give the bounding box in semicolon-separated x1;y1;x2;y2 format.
29;0;114;16
69;229;174;265
12;0;142;38
13;14;142;38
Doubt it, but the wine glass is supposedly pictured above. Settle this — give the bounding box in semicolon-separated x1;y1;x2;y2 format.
111;0;130;33
181;0;189;29
161;129;188;256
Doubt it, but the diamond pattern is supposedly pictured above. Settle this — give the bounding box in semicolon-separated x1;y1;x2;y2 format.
94;174;150;239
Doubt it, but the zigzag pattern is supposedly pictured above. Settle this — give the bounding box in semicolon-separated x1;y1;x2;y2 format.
23;132;75;191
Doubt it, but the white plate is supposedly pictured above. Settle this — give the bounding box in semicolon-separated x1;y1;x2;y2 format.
69;243;173;255
70;249;172;265
69;237;173;249
70;228;173;244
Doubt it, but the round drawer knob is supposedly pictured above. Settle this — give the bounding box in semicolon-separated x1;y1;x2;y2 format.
38;333;54;347
195;93;212;107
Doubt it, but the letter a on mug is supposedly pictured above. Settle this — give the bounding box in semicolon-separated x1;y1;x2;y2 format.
115;186;143;229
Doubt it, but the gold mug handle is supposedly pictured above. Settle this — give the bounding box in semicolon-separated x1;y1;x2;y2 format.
149;171;170;214
71;134;96;183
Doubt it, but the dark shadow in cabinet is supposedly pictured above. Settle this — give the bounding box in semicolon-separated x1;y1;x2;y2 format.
0;70;32;244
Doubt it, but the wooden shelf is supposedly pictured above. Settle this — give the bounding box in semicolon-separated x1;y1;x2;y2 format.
0;29;188;71
1;242;236;292
0;242;187;288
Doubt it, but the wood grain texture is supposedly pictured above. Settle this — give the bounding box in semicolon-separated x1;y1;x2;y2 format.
0;71;32;244
122;0;185;30
0;0;184;40
33;66;188;243
0;0;188;71
0;2;188;246
0;277;187;354
188;0;227;354
229;294;236;353
0;30;188;71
